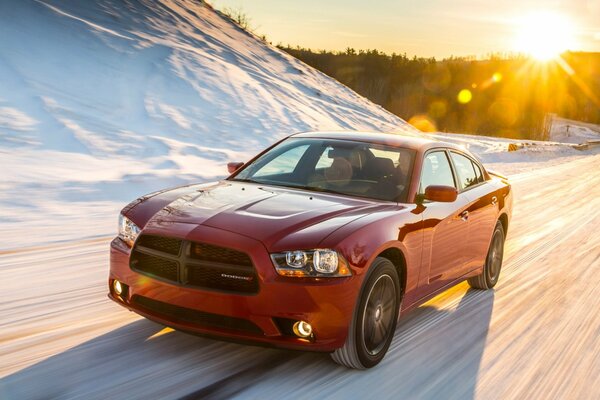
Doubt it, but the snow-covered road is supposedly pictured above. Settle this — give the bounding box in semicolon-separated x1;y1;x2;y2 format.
2;152;600;399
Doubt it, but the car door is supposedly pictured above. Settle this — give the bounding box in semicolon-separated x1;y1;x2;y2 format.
448;151;499;274
419;150;471;287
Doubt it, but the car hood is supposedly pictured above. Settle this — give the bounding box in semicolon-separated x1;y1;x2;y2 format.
144;181;400;250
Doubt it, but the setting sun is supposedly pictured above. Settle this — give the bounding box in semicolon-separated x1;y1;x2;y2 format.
514;12;576;61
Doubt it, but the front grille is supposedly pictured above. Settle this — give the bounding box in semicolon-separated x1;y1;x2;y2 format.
130;234;259;294
190;242;252;266
130;251;178;281
187;264;258;293
136;235;182;255
132;295;263;335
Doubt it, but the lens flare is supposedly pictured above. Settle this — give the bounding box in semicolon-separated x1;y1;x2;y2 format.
457;89;472;104
408;114;437;132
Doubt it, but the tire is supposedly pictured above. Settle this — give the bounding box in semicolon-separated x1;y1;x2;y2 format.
468;221;505;289
331;257;401;369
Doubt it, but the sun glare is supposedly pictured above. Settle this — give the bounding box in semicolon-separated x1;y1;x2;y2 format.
515;12;576;61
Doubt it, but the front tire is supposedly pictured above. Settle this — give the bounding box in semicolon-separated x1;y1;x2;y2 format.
468;221;505;289
331;257;400;369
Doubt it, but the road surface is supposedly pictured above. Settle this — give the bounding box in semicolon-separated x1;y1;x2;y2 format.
2;153;600;399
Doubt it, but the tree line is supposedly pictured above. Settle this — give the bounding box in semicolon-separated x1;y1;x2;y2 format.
279;46;600;139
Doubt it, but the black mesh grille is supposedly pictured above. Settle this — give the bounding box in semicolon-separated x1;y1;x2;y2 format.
190;242;253;267
130;251;178;281
136;235;182;255
132;295;263;335
130;234;259;294
187;265;258;293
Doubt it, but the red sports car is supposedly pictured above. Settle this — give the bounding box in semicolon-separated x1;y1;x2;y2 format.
109;131;512;369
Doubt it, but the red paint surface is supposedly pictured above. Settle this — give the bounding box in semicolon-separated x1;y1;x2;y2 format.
109;132;512;351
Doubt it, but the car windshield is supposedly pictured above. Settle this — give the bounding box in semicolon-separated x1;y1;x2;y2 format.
230;137;416;202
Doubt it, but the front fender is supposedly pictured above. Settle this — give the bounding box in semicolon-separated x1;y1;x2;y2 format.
320;204;424;301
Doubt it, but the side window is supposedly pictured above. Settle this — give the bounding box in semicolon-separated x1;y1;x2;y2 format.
253;144;310;177
450;152;478;189
420;151;456;193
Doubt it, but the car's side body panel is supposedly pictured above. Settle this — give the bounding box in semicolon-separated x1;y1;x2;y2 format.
422;191;471;285
463;180;507;271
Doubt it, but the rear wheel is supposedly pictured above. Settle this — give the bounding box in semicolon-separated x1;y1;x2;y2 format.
331;257;400;369
468;221;505;289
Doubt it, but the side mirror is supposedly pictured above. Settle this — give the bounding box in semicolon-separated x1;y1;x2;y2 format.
227;162;244;174
424;185;458;202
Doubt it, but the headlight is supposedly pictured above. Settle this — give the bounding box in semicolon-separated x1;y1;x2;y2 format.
271;249;351;278
118;213;140;247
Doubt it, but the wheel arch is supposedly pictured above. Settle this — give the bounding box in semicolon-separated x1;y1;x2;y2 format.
376;247;407;301
498;212;509;235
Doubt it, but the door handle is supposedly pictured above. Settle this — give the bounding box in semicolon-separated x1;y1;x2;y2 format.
491;196;498;206
460;210;469;221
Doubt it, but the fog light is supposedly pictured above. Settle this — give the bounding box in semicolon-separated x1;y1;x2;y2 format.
293;321;312;338
113;280;123;296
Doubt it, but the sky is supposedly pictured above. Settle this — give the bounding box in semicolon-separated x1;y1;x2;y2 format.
211;0;600;58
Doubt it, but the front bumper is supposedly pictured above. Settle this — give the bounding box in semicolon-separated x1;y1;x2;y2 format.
108;224;360;352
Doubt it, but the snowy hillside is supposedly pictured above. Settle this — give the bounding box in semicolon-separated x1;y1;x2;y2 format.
0;0;414;249
0;0;412;155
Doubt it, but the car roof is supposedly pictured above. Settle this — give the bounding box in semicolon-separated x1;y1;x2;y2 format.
291;131;465;153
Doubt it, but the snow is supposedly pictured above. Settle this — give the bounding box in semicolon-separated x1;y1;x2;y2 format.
0;0;414;250
3;148;600;399
0;107;39;132
3;1;599;251
2;1;600;397
550;116;600;144
429;131;598;177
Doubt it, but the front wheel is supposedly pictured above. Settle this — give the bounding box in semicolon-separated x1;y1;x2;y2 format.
468;221;505;289
331;257;400;369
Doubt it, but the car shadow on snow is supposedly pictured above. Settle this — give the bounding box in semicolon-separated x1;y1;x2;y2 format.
1;287;494;399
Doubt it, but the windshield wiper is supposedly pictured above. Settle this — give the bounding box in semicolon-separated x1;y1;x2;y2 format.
305;186;350;197
231;179;352;198
230;178;262;184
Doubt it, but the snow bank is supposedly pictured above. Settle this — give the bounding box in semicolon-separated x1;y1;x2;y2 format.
550;116;600;144
431;130;600;176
